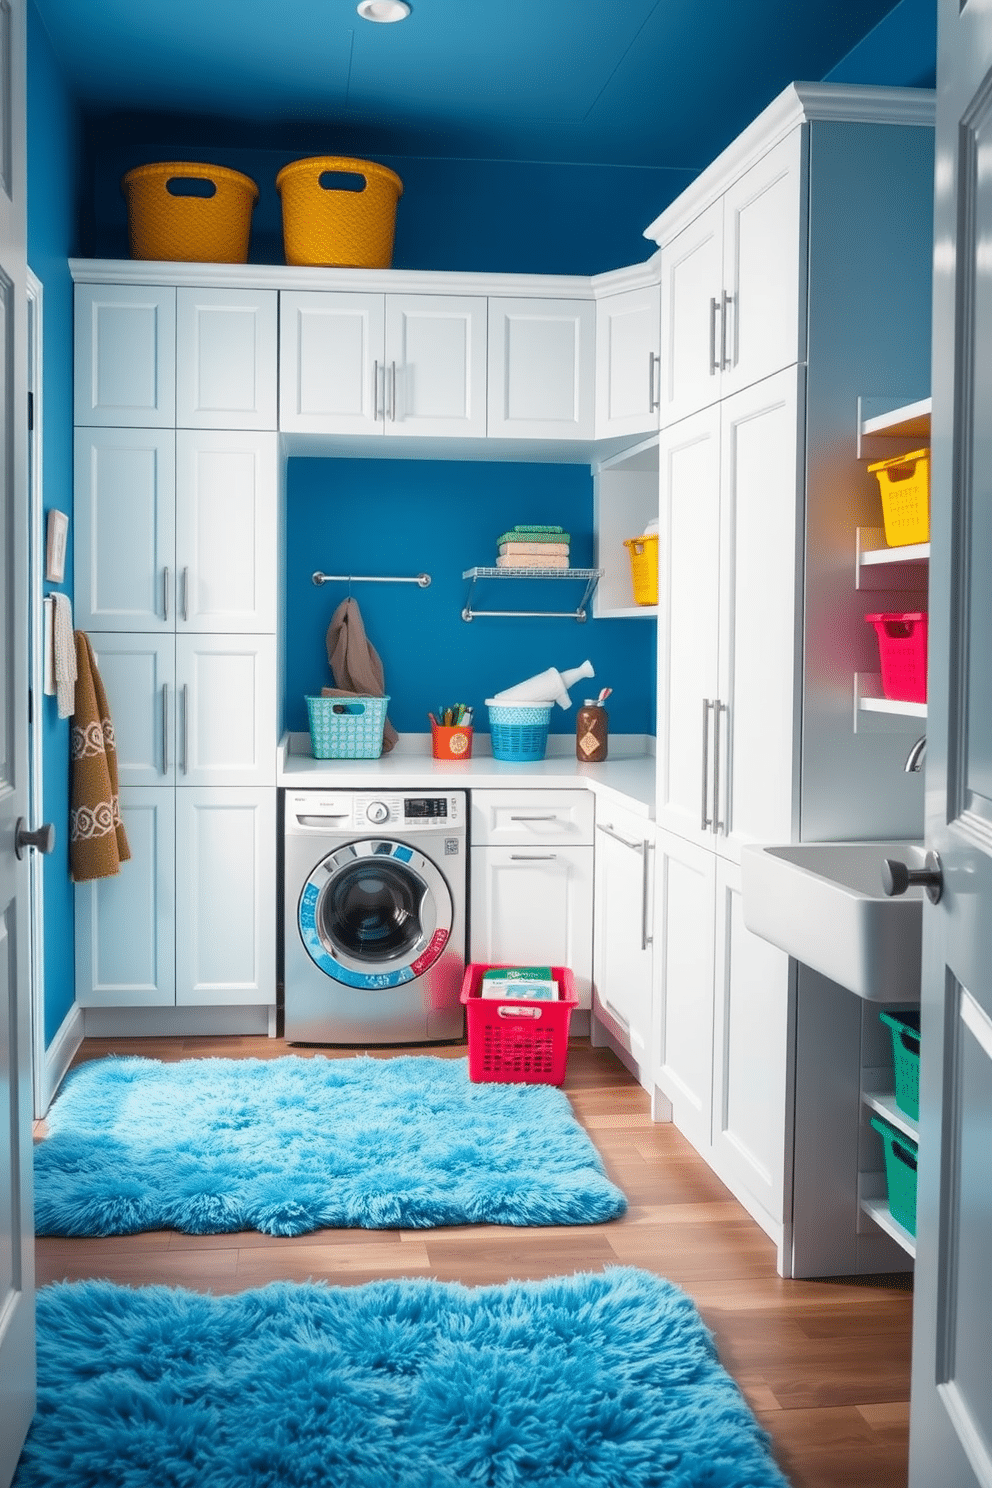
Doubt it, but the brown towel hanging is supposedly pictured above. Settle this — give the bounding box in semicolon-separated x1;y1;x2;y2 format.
70;631;131;882
322;596;398;754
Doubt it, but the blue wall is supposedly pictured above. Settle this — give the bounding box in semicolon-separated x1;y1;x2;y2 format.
27;0;82;1045
825;0;937;87
285;458;656;738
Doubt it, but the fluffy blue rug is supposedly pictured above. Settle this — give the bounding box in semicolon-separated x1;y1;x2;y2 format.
34;1054;626;1236
14;1268;789;1488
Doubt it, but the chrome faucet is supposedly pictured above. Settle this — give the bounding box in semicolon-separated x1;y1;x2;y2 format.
905;736;927;773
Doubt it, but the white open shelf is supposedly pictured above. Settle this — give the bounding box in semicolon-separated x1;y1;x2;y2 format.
855;526;930;591
862;1197;917;1258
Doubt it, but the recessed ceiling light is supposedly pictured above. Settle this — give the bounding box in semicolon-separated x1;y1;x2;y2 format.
357;0;411;20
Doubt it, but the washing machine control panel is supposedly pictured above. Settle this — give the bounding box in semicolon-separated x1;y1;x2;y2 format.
354;793;463;831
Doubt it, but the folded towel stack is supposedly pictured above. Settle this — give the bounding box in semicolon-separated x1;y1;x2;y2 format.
496;524;571;569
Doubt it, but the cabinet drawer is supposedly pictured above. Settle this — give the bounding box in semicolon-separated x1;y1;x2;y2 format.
470;789;594;845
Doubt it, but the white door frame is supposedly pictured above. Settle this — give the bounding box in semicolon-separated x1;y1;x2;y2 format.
26;268;46;1118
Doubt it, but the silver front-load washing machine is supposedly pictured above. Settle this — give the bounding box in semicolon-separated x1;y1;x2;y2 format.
283;789;466;1044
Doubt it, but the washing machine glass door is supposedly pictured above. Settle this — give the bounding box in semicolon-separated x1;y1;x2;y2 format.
299;838;453;988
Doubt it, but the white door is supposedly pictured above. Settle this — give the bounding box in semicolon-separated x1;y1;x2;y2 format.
594;285;661;438
592;813;653;1070
175;430;277;633
908;7;992;1484
176;633;276;787
0;5;36;1477
73;282;176;428
176;287;277;430
73;427;176;632
487;297;596;439
655;403;721;846
279;290;384;435
658;198;724;425
87;632;177;786
469;845;594;1007
384;295;487;437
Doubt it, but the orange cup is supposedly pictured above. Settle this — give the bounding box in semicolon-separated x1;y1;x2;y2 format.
431;723;473;760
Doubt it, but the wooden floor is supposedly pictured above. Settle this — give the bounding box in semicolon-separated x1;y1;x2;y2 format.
35;1034;913;1488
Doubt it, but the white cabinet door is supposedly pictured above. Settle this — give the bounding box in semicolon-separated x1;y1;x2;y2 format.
659;130;804;424
652;827;716;1156
470;844;594;1008
714;369;801;864
176;634;276;787
595;285;661;438
175;430;278;632
175;788;275;1006
87;632;176;787
74;282;176;428
280;289;384;435
176;287;278;430
470;788;595;846
74;427;175;633
487;297;596;439
709;856;792;1233
384;294;487;437
655;404;721;846
75;787;176;1007
592;810;654;1073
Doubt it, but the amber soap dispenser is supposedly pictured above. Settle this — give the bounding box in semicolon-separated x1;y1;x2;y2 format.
576;689;610;762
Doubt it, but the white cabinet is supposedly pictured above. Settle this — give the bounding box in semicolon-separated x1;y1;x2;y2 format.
279;289;488;437
652;828;791;1245
469;789;594;1008
595;285;661;439
592;440;660;618
655;369;801;861
74;428;278;634
75;786;275;1008
592;805;654;1079
657;130;804;426
74;283;277;430
487;297;596;439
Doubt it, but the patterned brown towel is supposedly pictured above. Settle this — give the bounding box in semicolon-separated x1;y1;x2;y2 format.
322;597;398;753
70;631;131;882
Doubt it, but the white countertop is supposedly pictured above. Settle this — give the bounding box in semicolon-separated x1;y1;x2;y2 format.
277;733;655;817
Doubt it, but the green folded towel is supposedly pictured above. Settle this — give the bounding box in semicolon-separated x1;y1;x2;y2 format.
497;528;571;546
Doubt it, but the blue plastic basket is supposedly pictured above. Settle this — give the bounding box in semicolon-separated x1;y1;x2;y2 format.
306;695;389;759
486;700;552;762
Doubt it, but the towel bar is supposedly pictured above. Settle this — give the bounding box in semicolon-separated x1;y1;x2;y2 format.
312;571;431;588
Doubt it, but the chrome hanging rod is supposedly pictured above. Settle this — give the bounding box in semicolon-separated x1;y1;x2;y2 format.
311;571;431;588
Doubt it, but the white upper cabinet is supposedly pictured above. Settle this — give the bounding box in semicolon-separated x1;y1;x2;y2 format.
659;129;805;426
175;287;277;430
280;289;487;437
595;284;661;439
75;283;277;429
74;428;278;634
75;283;176;428
487;297;596;439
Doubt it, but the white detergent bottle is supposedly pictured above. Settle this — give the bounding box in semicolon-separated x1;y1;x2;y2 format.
492;660;594;709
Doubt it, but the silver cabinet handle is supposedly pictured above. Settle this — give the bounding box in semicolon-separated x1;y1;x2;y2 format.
713;700;726;835
598;821;643;853
162;684;171;779
389;361;397;421
709;298;720;375
641;839;654;951
510;853;557;861
373;359;381;421
648;350;660;412
701;698;713;830
181;567;189;623
163;566;170;621
510;814;559;822
182;683;189;776
721;291;733;371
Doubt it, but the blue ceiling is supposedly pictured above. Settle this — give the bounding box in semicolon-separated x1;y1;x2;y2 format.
31;0;931;170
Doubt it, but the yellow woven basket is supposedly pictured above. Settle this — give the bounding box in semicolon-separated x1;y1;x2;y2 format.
122;162;259;263
624;535;659;605
275;156;403;268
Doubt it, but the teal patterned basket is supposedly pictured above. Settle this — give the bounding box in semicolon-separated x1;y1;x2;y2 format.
486;700;552;762
306;695;389;759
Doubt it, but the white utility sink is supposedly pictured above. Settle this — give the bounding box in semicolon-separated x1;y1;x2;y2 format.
740;841;926;1001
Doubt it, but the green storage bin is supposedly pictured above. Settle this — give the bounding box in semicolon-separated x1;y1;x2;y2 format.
880;1008;921;1120
870;1115;918;1236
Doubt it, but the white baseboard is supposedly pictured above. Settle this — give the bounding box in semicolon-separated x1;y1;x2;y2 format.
41;1003;85;1114
82;1005;276;1038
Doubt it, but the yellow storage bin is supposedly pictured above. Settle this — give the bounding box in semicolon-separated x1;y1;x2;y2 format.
121;162;259;263
275;156;403;268
868;447;930;547
623;535;659;606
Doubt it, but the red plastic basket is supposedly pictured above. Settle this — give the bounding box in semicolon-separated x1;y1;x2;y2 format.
865;612;928;703
460;963;577;1085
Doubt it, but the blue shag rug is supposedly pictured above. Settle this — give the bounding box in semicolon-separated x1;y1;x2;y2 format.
14;1268;789;1488
34;1054;626;1237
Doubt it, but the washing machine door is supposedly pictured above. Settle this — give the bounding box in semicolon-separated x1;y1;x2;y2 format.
298;838;453;988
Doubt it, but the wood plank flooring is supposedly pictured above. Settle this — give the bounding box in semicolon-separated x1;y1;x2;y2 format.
35;1035;913;1487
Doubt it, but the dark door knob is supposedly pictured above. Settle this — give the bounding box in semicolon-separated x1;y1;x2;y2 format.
882;849;943;904
14;818;55;860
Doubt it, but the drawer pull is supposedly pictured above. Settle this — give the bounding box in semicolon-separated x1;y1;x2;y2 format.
509;815;560;822
510;853;557;861
598;821;642;852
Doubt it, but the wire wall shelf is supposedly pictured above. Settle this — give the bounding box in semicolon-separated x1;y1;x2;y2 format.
461;566;604;622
